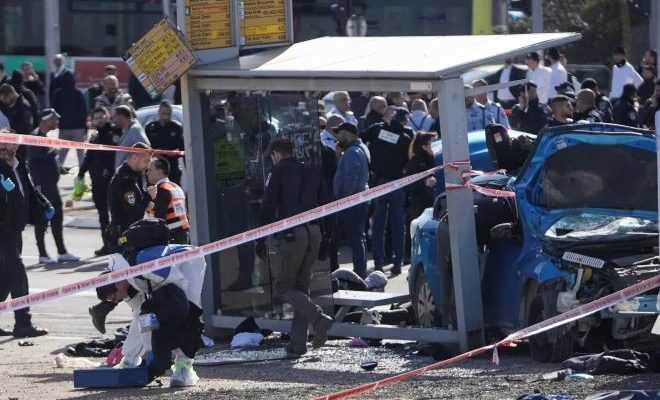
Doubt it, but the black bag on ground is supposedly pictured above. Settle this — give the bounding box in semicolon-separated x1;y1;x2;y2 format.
118;218;171;252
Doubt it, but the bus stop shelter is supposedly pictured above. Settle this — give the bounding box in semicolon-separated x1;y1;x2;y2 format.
180;33;581;352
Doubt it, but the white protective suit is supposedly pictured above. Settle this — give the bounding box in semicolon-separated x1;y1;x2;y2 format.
107;245;206;367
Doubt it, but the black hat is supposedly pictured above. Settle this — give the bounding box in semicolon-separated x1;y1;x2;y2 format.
332;122;358;135
40;108;61;121
392;107;410;123
554;81;575;92
580;78;598;90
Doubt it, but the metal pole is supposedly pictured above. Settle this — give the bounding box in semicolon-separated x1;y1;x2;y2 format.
656;111;660;256
44;0;61;107
531;0;543;33
437;78;485;352
652;0;660;50
162;0;171;18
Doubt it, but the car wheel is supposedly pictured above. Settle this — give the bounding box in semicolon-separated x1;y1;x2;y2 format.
528;294;575;363
413;268;442;327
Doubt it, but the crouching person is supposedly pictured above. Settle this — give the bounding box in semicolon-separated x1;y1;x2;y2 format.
95;250;206;387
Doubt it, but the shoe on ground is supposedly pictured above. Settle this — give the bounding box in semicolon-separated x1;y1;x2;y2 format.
13;325;48;338
312;314;334;349
39;256;56;264
390;265;402;275
94;245;114;256
285;345;307;358
170;359;199;387
0;327;13;336
57;253;80;263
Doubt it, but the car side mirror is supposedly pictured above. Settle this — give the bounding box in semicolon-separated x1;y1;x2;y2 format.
490;222;522;244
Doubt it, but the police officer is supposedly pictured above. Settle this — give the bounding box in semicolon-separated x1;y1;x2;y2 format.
260;137;334;356
146;156;190;244
465;84;487;131
361;107;413;275
0;128;51;337
573;89;605;123
145;101;184;185
472;79;510;128
581;78;613;123
547;95;574;127
89;142;152;334
77;106;122;256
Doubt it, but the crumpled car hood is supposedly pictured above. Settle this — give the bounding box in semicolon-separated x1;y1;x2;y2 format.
514;124;658;237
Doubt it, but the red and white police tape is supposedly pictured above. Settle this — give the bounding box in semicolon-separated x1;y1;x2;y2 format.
0;159;472;314
314;267;660;400
0;131;185;157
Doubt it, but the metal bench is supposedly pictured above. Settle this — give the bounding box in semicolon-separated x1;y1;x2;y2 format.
316;290;410;322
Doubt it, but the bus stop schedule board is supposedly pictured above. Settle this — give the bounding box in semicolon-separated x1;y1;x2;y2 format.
123;19;196;98
185;0;233;50
240;0;286;47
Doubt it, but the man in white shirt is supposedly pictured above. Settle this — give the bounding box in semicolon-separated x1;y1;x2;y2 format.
547;48;568;99
610;46;643;101
327;91;358;125
526;52;552;105
487;58;527;109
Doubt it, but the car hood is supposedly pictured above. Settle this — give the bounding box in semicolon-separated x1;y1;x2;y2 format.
514;123;658;238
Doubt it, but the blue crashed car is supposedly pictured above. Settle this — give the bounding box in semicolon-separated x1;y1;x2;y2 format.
410;123;659;362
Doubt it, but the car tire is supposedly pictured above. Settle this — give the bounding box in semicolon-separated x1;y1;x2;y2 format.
412;267;442;327
528;294;575;363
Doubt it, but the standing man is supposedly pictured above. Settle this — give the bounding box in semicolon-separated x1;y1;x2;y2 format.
114;105;150;170
28;109;79;264
464;84;487;132
49;54;74;104
573;89;605;123
145;101;183;184
486;58;527;109
333;122;370;278
77;107;122;256
581;78;614;123
260;138;334;356
546;95;574;127
327;91;358;125
361;108;413;275
52;72;87;168
0;128;51;338
611;46;643;102
637;65;656;104
407;99;434;132
547;48;568;99
94;75;133;116
0;84;35;158
21;61;45;108
509;82;550;135
359;95;387;131
526;52;552;104
146;156;190;244
472;79;510;128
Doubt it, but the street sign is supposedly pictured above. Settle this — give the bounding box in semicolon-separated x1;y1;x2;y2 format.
239;0;288;48
123;19;196;98
184;0;233;50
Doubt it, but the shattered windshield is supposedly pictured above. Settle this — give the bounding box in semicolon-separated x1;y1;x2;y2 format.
545;213;658;241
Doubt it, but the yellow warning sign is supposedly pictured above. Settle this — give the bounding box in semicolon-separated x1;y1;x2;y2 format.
185;0;233;50
123;19;196;98
240;0;287;47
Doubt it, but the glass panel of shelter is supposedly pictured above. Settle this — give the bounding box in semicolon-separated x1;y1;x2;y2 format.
201;90;332;320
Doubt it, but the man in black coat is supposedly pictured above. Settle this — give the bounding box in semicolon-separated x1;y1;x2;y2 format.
509;82;550;135
49;54;74;104
485;58;527;109
145;101;183;184
0;84;35;159
0;128;52;337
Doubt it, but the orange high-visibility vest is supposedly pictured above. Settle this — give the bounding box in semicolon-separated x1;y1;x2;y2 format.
148;180;190;231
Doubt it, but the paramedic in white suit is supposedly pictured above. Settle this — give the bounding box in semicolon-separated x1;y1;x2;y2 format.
96;248;206;387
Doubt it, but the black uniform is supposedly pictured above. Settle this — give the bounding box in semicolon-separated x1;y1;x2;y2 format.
595;94;614;123
509;99;550;135
0;96;34;159
613;98;640;128
79;123;122;244
546;117;574;127
573;108;605;123
145;120;184;184
108;163;149;238
361;120;413;181
0;156;50;332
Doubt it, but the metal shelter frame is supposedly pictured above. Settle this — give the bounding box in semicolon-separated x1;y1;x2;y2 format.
180;33;581;352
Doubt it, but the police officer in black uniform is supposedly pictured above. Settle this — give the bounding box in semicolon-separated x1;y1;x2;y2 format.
145;101;184;185
78;106;122;255
0;128;51;337
361;107;413;275
89;142;152;334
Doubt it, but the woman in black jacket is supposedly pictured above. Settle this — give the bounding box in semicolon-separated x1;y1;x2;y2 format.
405;131;438;220
613;83;640;128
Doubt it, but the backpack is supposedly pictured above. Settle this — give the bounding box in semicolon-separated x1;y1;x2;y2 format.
118;218;171;253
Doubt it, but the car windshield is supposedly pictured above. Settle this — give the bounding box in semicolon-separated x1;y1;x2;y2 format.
545;212;657;241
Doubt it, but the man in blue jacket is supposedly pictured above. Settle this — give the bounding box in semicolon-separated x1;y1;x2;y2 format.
333;122;370;278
